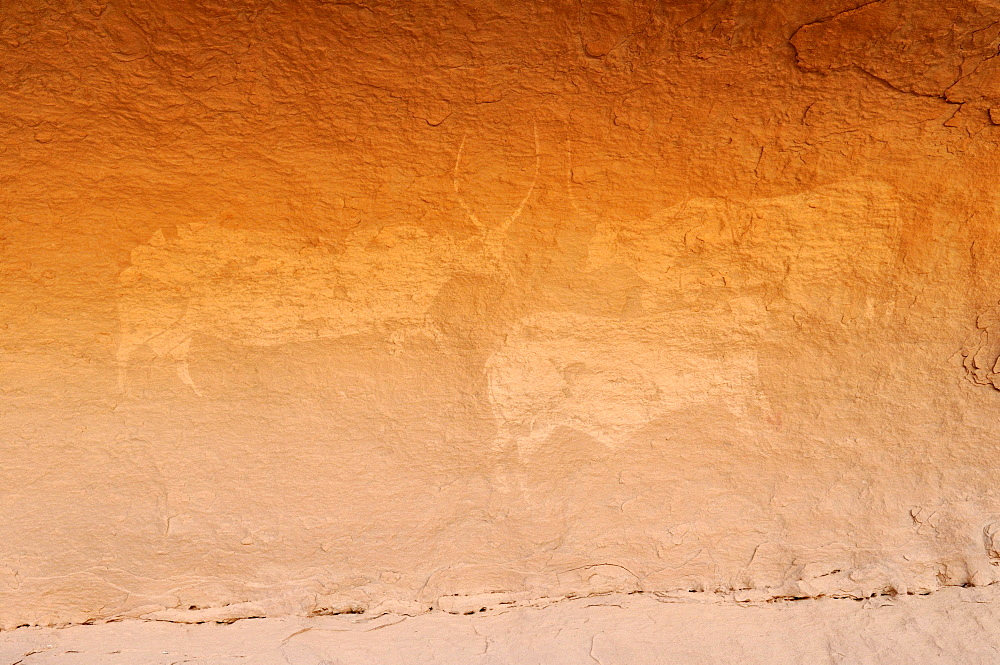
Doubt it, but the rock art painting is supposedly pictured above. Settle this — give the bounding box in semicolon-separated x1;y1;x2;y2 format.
117;131;539;396
586;180;902;323
488;181;902;459
487;299;770;459
117;223;462;395
12;0;1000;637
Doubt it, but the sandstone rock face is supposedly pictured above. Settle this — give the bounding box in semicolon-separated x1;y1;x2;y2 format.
3;0;1000;629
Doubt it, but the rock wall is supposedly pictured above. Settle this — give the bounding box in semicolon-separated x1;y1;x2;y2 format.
4;0;1000;628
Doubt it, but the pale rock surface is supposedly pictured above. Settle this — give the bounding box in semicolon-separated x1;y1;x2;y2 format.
5;591;1000;664
4;0;1000;639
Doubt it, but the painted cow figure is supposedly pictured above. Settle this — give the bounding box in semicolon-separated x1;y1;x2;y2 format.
486;298;771;459
487;179;901;461
116;223;465;394
117;129;540;396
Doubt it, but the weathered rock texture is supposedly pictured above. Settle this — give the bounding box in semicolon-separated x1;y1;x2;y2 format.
3;0;1000;629
7;590;1000;664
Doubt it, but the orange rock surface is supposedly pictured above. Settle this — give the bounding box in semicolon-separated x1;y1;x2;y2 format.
3;0;1000;629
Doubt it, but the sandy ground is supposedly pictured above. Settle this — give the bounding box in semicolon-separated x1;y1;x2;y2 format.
3;587;1000;664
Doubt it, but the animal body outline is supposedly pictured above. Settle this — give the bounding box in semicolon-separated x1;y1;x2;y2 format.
116;126;541;396
483;133;903;466
485;302;773;462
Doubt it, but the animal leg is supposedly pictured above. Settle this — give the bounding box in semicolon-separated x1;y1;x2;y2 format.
490;421;537;493
140;326;201;396
490;418;518;455
515;423;556;464
116;329;162;395
167;337;202;397
727;350;775;426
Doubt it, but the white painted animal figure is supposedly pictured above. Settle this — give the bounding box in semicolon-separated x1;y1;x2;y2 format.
486;297;770;460
117;128;540;395
486;177;901;464
116;223;464;394
585;180;902;323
